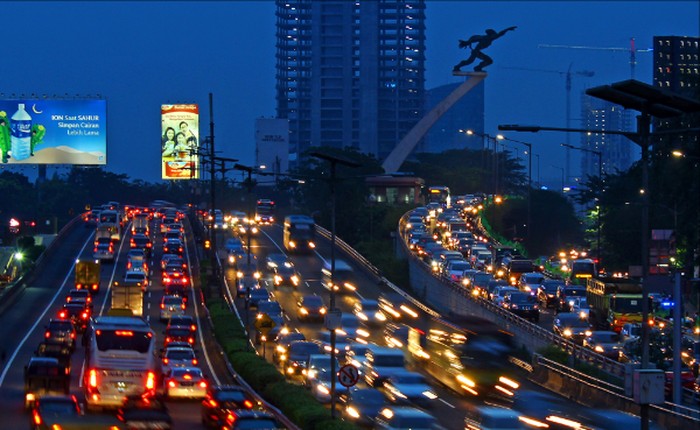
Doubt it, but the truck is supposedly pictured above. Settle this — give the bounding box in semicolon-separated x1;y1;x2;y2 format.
110;280;144;317
586;277;646;332
75;259;101;292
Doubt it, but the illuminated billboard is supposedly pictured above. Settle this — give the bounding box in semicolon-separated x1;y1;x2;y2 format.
161;104;199;180
0;99;106;165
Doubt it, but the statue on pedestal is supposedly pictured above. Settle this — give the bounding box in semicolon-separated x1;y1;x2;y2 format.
453;26;517;72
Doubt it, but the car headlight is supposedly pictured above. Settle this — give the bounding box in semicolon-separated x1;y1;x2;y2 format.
595;345;604;353
563;329;572;337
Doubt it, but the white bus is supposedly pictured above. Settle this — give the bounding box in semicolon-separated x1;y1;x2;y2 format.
83;316;157;409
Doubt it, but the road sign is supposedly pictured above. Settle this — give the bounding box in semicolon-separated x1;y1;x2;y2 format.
338;364;360;388
254;313;276;336
325;309;342;330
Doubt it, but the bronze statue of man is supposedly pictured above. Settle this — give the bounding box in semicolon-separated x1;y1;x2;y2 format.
453;26;517;72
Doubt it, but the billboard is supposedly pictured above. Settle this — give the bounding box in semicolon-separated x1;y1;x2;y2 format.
0;99;106;165
161;104;199;180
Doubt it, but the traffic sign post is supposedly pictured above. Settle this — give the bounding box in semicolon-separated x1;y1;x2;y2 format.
254;313;276;358
338;364;360;388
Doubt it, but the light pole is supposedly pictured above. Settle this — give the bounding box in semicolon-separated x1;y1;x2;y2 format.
309;151;360;419
534;154;541;187
562;143;603;264
550;165;564;192
502;136;533;244
233;164;255;271
464;130;504;196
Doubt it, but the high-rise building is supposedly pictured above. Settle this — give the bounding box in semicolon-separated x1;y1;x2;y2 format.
653;35;699;93
419;81;485;153
275;0;426;165
255;118;289;180
579;96;633;179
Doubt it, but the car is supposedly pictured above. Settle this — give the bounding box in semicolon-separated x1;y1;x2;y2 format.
375;406;441;429
130;233;153;257
353;299;386;326
161;253;184;270
271;260;301;288
380;369;438;408
512;389;583;430
283;341;323;377
583;331;624;359
164;367;208;399
384;323;411;349
304;353;341;389
65;289;92;309
297;295;327;322
568;296;591;320
117;394;172;430
363;346;406;387
126;255;149;274
168;315;197;332
377;293;419;321
273;331;307;364
553;313;593;344
556;285;587;313
236;275;260;299
200;385;261;428
537;280;564;308
29;394;81;430
163;238;184;255
34;342;72;371
246;287;270;309
518;272;545;293
24;357;70;410
43;319;77;351
160;295;186;322
308;369;336;403
162;266;189;293
339;387;387;426
254;300;285;343
161;346;198;374
502;292;540;322
219;410;281;430
316;331;353;360
338;312;369;341
163;230;184;244
123;270;149;292
620;323;642;341
58;301;91;332
490;286;519;306
463;404;523;430
164;325;196;347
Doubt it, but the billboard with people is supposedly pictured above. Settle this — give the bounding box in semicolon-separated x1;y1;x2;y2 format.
0;99;106;165
161;104;199;180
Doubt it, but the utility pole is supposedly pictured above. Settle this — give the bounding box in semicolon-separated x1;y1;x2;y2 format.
208;93;217;283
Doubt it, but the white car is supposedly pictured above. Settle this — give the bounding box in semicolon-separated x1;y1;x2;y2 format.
164;367;208;399
160;295;185;322
161;346;197;374
490;286;519;306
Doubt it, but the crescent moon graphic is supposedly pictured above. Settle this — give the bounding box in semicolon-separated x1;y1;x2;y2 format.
32;104;43;114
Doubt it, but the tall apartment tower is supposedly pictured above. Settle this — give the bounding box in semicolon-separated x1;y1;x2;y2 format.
275;0;426;165
653;35;699;93
579;96;633;179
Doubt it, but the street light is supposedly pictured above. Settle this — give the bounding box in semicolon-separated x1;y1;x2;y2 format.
502;136;533;244
308;150;360;419
562;143;602;264
463;129;504;196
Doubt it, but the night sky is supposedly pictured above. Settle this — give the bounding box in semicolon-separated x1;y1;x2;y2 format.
1;1;697;185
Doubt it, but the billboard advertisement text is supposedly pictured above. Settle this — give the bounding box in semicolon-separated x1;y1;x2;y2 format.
0;99;106;165
161;104;199;180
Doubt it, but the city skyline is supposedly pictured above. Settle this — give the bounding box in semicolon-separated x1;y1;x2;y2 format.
1;1;697;185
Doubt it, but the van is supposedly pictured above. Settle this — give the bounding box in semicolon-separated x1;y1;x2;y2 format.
321;260;355;294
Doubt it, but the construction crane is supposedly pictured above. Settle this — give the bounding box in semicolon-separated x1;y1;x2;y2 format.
538;37;653;79
501;64;595;182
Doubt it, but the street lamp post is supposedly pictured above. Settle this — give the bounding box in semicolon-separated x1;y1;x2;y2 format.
561;143;602;264
550;165;565;192
503;137;532;243
464;130;504;196
309;151;360;419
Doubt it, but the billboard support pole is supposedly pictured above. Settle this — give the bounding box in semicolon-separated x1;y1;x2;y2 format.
208;93;217;285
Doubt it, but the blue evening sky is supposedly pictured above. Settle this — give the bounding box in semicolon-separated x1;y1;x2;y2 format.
1;1;697;185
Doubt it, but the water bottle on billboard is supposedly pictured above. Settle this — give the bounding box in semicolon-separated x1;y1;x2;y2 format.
11;103;32;161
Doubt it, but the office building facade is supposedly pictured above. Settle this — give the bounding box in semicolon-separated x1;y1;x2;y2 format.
275;0;426;165
579;96;633;179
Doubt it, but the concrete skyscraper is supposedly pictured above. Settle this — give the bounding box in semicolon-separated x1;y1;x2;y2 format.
275;0;426;166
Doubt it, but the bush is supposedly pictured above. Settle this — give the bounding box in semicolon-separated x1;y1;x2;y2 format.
539;345;568;364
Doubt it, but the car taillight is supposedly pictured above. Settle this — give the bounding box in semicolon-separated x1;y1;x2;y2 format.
146;371;156;390
181;304;186;310
82;312;89;319
243;400;253;409
91;284;98;291
208;399;218;408
44;331;50;338
59;310;67;319
165;337;171;343
160;303;165;309
89;369;98;388
32;410;42;426
192;359;198;365
199;380;207;388
190;325;196;331
163;358;169;364
168;380;176;388
188;337;194;344
70;332;76;339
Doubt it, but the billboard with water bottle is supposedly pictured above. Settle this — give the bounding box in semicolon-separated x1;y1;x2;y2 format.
0;99;106;165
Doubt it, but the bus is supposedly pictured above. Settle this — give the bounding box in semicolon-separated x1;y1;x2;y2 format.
283;215;316;253
255;199;276;224
83;316;157;409
569;258;597;285
97;210;122;243
586;277;646;332
427;186;450;208
407;315;519;400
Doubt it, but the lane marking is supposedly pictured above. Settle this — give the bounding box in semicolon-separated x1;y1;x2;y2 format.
0;231;94;386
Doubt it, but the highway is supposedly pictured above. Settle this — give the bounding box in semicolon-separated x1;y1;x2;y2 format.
0;214;234;429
